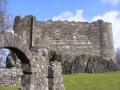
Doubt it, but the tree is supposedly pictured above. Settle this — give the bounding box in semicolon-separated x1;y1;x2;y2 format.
0;0;10;68
0;0;10;31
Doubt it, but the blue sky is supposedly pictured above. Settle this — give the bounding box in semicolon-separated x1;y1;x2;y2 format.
8;0;120;20
7;0;120;49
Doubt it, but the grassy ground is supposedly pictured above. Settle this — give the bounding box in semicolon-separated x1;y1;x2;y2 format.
0;72;120;90
63;72;120;90
0;86;21;90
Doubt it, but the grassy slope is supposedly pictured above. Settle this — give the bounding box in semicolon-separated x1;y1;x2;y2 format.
63;72;120;90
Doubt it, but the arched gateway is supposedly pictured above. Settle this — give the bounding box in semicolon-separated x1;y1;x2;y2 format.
0;31;33;90
0;31;64;90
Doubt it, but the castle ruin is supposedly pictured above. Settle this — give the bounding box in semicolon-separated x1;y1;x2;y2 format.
0;15;119;90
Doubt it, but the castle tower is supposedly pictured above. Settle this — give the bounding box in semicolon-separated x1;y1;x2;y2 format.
13;15;35;49
98;20;115;62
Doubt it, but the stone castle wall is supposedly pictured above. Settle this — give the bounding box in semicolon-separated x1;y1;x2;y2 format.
13;15;117;74
33;20;115;61
13;16;115;61
33;21;99;56
0;68;22;86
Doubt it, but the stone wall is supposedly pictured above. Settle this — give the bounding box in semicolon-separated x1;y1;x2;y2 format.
13;16;35;49
13;15;117;71
47;61;64;90
0;31;65;90
32;20;115;61
33;20;99;56
0;68;23;86
30;48;48;90
13;16;115;62
61;54;119;73
0;31;33;90
53;62;64;90
47;51;119;74
98;21;115;61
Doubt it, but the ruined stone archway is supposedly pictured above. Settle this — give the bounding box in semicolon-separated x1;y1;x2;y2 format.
47;50;64;90
0;31;33;90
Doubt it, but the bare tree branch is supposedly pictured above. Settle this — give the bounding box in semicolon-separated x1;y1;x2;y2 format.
0;0;10;31
0;0;11;68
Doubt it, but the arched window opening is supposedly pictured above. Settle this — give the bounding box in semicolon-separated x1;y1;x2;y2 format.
0;47;31;90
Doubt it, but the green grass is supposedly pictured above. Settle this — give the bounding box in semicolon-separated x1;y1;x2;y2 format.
0;86;21;90
1;72;120;90
63;72;120;90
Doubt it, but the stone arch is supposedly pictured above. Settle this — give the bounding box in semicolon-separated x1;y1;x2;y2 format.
4;47;31;73
0;31;33;90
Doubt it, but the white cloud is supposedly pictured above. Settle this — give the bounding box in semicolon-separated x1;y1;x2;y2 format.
92;10;120;49
52;9;86;21
52;9;120;49
101;0;120;5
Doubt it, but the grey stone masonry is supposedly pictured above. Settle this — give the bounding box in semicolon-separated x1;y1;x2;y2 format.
32;20;115;61
0;68;23;86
